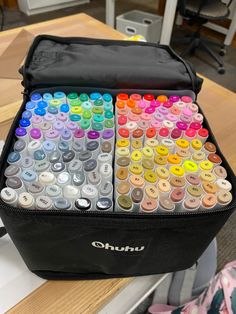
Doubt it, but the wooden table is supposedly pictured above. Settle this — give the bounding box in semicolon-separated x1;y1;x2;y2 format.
0;12;236;314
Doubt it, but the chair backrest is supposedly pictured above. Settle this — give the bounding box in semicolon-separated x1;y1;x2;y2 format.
178;0;209;17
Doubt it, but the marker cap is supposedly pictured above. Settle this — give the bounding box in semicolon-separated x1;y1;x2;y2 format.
217;191;232;205
202;182;218;194
145;185;159;199
74;198;91;211
117;195;133;211
116;167;128;181
13;140;26;153
72;171;85;187
216;179;232;192
57;172;71;186
132;140;142;150
156;167;170;179
199;160;213;172
141;198;158;213
63;185;80;200
4;165;21;177
208;153;222;165
81;184;98;200
100;181;113;197
36;196;53;210
21;169;37;183
131;188;144;203
129;175;145;188
39;171;56;185
201;194;217;209
170;188;185;203
213;166;227;179
62;150;75;163
184;197;200;211
96;198;113;211
1;187;18;205
159;196;175;212
187;185;204;197
84;159;97;172
183;160;198;173
79;150;92;162
116;156;130;167
186;173;201;186
170;177;186;188
30;128;42;140
49;151;61;163
117;182;131;195
45;185;62;198
7;151;21;164
28;182;44;196
6;176;23;190
101;141;112;153
144;170;157;184
54;198;72;210
18;192;35;209
204;142;216;153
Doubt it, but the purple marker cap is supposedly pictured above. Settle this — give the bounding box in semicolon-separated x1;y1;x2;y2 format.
30;128;42;140
163;101;173;109
171;128;182;139
154;112;164;122
53;120;64;132
166;114;178;122
150;100;161;108
74;128;85;139
158;107;168;115
102;129;114;140
32;116;42;125
61;129;72;141
66;122;77;131
45;129;60;140
145;106;155;114
22;110;32;120
15;127;27;137
169;95;180;103
57;112;67;122
87;130;100;140
176;121;188;131
44;113;55;122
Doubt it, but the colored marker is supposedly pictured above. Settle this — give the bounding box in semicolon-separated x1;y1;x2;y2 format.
1;187;18;206
36;196;53;210
74;198;91;211
18;192;35;209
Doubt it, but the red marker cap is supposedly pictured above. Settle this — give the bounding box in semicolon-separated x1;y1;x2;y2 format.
118;128;129;138
146;127;157;138
185;128;196;138
159;127;169;137
190;122;201;130
171;128;182;139
181;96;192;103
118;115;127;126
144;94;154;102
117;93;128;101
133;128;144;138
198;128;209;138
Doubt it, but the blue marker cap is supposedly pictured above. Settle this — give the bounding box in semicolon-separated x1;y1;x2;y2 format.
19;118;31;128
103;93;112;102
60;104;70;113
25;101;35;111
48;106;58;115
34;107;46;116
33;149;46;161
69;114;81;122
22;110;32;120
38;101;48;109
42;140;56;153
21;169;37;182
90;92;102;101
61;129;72;141
104;103;113;111
7;151;21;164
43;93;53;102
31;93;41;102
54;92;66;99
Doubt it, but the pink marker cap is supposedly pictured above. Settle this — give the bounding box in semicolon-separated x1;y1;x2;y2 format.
150;100;161;108
158;107;168;115
32;116;42;125
170;106;181;116
66;122;77;131
176;121;188;131
57;112;68;122
138;100;147;110
130;93;142;102
151;120;161;129
193;113;204;123
30;128;42;140
185;128;196;138
169;95;180;103
128;113;140;122
163;101;173;109
188;103;198;113
141;113;152;121
118;115;127;126
190;122;201;130
74;128;85;139
154;112;164;122
181;96;192;103
180;115;192;124
159;127;169;137
145;106;155;114
182;107;193;117
166;114;178;123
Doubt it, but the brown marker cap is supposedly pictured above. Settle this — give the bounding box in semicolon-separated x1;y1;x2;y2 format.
116;167;128;180
131;188;143;203
184;197;200;210
202;194;217;208
118;195;132;211
154;155;167;166
159;197;175;211
132;129;144;138
142;159;154;170
117;182;130;195
141;199;158;212
202;182;218;194
208;153;222;164
214;166;227;179
217;191;232;205
170;177;185;188
132;140;142;150
187;185;203;197
116;157;130;167
186;174;200;186
204;142;216;153
170;188;185;202
102;141;112;153
130;175;145;188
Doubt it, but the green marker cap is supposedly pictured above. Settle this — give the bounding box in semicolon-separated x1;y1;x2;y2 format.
92;107;103;115
67;92;78;100
104;103;113;111
83;110;92;120
93;114;104;123
80;119;91;130
92;122;103;131
104;111;114;119
69;114;81;122
70;99;82;107
104;120;114;129
94;99;103;107
80;93;89;102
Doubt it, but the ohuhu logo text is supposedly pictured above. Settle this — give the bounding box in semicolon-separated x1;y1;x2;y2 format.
92;241;145;252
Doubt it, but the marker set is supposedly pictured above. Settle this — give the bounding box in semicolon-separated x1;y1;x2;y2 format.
1;92;114;212
114;93;233;213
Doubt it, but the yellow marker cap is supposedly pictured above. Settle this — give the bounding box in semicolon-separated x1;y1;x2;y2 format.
157;179;171;193
71;106;83;114
117;139;130;148
200;160;213;171
156;146;169;156
167;154;181;165
145;139;159;149
191;139;202;150
145;185;159;199
154;155;167;166
129;163;143;175
142;146;154;158
131;150;142;162
132;139;142;150
170;166;185;177
200;171;216;183
192;151;205;162
49;99;61;107
116;147;130;157
156;167;170;179
183;160;198;173
176;139;190;149
144;170;157;183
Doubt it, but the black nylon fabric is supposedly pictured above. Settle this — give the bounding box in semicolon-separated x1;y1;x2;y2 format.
22;35;203;94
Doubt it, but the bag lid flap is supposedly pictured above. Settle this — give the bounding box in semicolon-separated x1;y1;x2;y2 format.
20;35;203;94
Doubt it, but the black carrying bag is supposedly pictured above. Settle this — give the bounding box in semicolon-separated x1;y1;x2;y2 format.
0;35;235;280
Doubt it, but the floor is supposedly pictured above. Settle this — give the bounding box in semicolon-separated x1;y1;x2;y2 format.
1;0;236;271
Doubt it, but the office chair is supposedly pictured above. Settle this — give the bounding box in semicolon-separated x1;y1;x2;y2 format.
176;0;232;74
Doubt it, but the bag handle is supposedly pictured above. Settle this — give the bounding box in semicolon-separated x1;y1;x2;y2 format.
0;226;7;238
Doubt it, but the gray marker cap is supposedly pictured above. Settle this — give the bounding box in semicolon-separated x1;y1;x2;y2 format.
100;181;113;197
72;171;85;187
4;165;21;177
96;197;113;211
21;156;34;169
79;150;92;162
74;198;91;211
58;141;69;153
62;150;75;163
51;161;65;173
72;142;84;154
49;151;61;163
86;141;99;152
45;185;62;198
14;140;26;153
33;149;46;161
88;170;101;185
68;159;83;174
36;196;53;210
84;159;97;172
54;198;72;210
34;160;50;172
28;182;44;195
6;176;23;189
